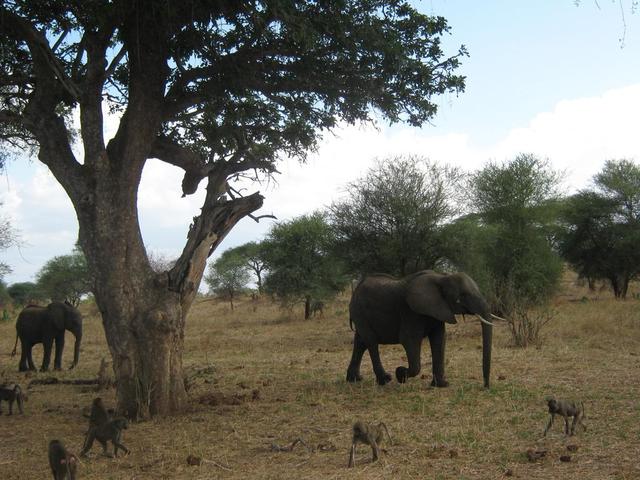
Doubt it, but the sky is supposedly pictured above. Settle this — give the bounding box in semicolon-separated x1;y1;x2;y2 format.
1;1;640;285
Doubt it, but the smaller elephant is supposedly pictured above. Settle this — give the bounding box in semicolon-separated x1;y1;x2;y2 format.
12;301;83;372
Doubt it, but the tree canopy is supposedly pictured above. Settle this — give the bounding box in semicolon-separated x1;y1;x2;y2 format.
0;1;465;417
36;249;93;306
204;247;251;310
263;212;347;319
558;159;640;298
452;154;563;309
329;155;462;276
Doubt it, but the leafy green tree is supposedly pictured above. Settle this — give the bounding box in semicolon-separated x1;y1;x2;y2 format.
460;154;564;308
558;159;640;298
329;155;463;277
7;282;46;305
36;249;93;306
0;1;465;417
263;213;347;319
204;249;251;310
232;242;268;294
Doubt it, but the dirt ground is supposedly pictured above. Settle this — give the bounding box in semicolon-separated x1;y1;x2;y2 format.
1;277;639;479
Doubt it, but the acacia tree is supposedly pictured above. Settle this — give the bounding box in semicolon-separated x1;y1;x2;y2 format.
263;212;347;319
233;241;267;294
0;1;465;417
558;159;640;298
204;248;251;310
330;155;462;276
36;248;93;306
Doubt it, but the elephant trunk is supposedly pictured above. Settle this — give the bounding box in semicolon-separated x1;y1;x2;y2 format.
71;325;82;369
481;320;492;389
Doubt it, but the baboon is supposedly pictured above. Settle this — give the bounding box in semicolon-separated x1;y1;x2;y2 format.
310;301;325;317
348;421;392;467
82;397;110;451
48;440;78;480
0;384;27;415
80;417;130;457
543;397;587;436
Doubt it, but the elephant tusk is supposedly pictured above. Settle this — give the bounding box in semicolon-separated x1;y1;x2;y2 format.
475;315;495;327
491;313;511;323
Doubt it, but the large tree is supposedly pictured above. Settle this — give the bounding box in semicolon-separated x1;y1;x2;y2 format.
36;248;93;306
204;247;251;310
558;159;640;298
329;155;462;276
464;154;563;308
0;1;465;417
263;212;347;319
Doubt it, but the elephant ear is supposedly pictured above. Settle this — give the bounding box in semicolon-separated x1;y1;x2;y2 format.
405;274;457;324
47;303;65;330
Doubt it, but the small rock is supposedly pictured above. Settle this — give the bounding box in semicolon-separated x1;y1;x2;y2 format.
498;375;506;381
448;449;458;458
526;449;547;462
566;444;579;452
560;455;571;462
504;468;514;477
186;454;201;466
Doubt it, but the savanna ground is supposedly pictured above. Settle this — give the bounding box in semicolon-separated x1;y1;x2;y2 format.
1;273;639;479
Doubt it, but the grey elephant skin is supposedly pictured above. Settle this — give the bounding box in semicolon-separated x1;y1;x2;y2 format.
13;302;83;372
346;271;494;388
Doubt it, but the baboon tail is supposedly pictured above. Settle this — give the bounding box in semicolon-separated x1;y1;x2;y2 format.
11;332;18;357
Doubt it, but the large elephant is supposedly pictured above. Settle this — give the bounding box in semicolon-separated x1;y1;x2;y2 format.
12;302;83;372
346;271;502;388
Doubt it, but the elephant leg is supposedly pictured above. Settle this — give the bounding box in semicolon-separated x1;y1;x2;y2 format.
18;340;30;372
367;343;391;385
396;337;422;383
346;332;367;382
41;339;53;371
428;324;449;387
26;346;37;371
53;335;64;370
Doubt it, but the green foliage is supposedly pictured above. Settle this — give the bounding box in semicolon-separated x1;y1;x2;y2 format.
7;281;46;305
558;159;640;298
451;154;563;312
36;249;93;306
263;212;347;318
204;248;251;310
231;242;268;294
329;155;463;276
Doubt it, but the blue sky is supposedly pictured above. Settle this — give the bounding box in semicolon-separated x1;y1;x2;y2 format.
1;1;639;284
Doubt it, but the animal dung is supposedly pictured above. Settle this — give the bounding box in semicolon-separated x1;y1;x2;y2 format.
186;454;202;466
566;444;579;452
560;455;572;462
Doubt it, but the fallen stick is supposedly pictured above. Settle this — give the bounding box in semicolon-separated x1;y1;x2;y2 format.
28;377;101;386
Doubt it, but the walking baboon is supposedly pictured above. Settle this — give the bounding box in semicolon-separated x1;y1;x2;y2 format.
0;384;27;415
348;421;392;467
48;439;78;480
80;417;130;457
543;397;587;436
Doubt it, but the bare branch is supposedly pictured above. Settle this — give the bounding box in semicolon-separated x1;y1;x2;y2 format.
52;29;69;52
105;46;126;79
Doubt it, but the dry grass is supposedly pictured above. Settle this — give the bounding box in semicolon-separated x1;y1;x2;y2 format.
1;276;639;479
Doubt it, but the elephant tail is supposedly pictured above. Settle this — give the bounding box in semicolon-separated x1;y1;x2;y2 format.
11;332;19;357
349;315;354;331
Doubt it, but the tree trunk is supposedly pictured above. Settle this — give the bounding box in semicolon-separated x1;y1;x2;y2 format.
304;296;311;320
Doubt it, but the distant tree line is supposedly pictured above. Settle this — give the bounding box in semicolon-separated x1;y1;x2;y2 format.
204;154;640;320
3;155;638;320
